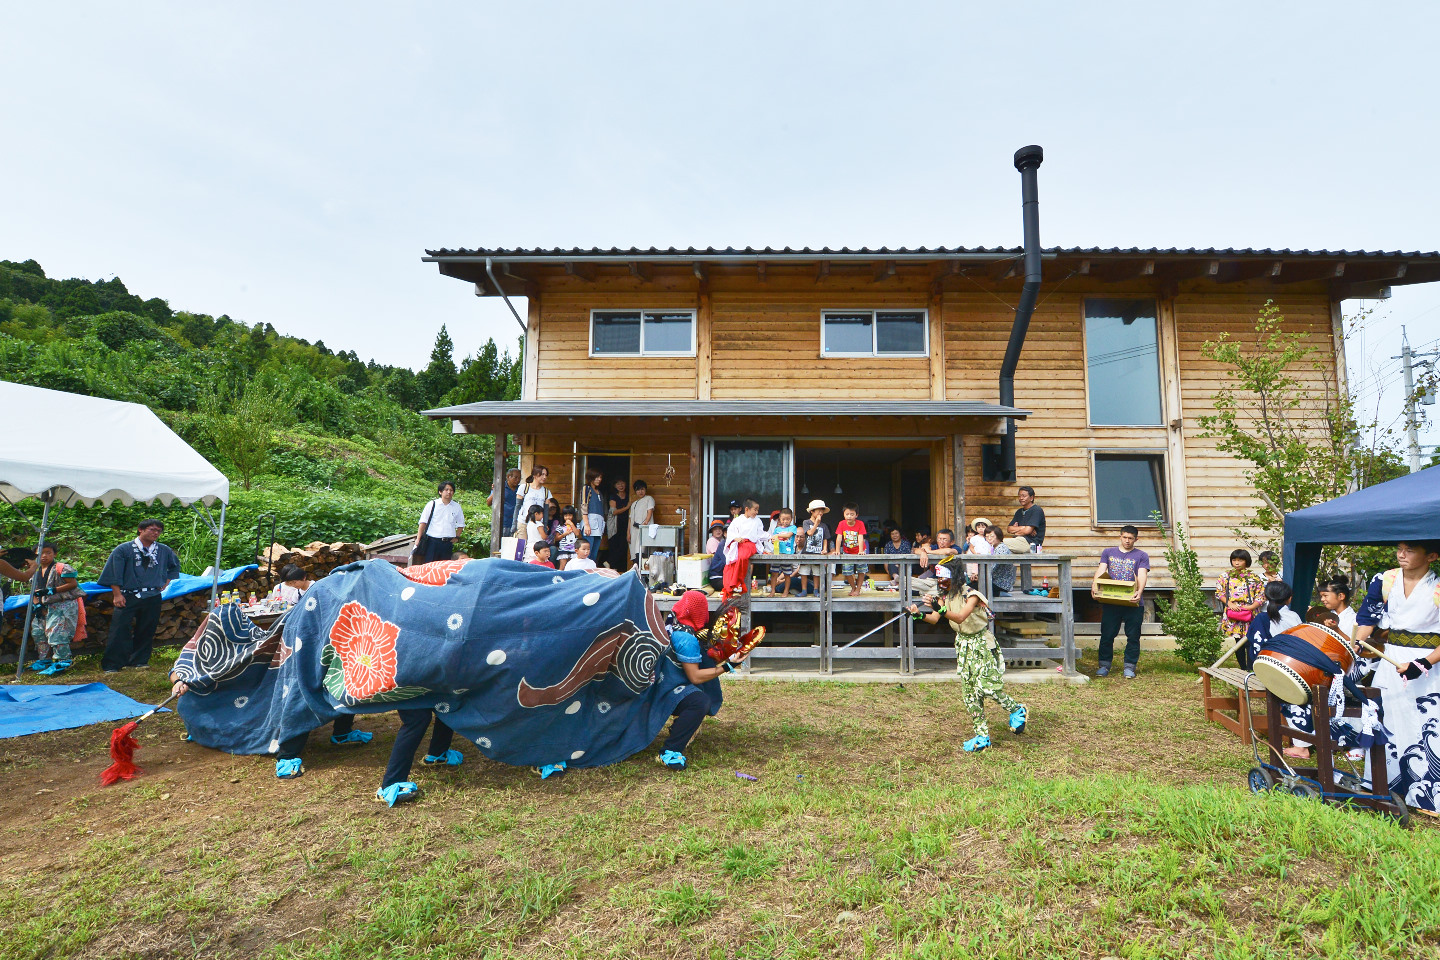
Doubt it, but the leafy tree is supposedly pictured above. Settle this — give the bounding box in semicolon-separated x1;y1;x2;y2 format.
92;311;160;351
1154;517;1222;666
1198;300;1400;551
196;379;292;490
416;325;458;407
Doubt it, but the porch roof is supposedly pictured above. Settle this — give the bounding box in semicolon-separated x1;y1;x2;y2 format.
426;399;1028;436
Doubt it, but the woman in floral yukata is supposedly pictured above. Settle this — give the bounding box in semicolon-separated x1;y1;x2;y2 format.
1216;549;1266;664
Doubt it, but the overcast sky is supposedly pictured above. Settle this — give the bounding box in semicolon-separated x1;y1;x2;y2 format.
4;3;1438;448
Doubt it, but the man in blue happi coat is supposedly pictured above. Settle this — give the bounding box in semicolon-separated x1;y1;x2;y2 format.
98;519;180;673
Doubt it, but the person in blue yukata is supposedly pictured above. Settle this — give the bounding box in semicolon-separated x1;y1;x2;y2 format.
655;590;732;771
97;519;181;673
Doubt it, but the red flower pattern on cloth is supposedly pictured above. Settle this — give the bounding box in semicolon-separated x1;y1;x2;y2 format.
399;559;468;586
327;601;401;701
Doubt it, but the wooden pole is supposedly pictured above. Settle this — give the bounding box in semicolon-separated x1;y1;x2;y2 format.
689;433;702;554
490;433;506;557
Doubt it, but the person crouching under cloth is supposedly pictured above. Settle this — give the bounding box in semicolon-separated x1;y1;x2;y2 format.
98;519;180;673
655;590;735;771
908;556;1028;754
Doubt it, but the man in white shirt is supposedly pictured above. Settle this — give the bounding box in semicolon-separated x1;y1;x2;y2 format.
413;482;465;565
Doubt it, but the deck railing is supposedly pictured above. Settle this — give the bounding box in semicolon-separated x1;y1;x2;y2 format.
655;552;1076;677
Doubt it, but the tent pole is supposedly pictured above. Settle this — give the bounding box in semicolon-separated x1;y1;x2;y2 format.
15;492;53;680
210;502;227;609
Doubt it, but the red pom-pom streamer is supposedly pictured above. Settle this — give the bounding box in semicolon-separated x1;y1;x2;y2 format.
100;721;141;786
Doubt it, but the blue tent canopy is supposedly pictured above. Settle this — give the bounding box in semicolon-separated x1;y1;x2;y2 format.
1282;466;1440;610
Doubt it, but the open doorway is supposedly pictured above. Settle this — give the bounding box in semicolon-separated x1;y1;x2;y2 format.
582;452;630;568
793;445;930;543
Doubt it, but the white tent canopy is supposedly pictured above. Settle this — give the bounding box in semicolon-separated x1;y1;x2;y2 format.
0;382;228;508
1;381;231;679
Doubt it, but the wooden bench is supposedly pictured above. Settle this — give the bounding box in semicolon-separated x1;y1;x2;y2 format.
1199;666;1269;744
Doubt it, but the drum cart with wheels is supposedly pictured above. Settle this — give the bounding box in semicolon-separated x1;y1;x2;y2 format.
1244;679;1410;827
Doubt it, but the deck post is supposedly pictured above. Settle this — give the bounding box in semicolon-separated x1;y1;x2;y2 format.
689;433;702;554
490;432;507;556
1059;558;1075;675
952;434;965;534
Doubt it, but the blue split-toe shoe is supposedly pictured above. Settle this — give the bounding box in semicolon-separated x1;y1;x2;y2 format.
656;750;688;771
535;761;568;780
39;660;73;677
331;730;373;746
275;758;304;779
422;749;464;767
29;660;52;673
375;782;419;807
1009;704;1027;734
962;734;991;753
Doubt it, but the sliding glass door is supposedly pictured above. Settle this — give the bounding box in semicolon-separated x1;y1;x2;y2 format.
704;440;792;527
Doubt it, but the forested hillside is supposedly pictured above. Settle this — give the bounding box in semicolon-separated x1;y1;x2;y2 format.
0;258;516;574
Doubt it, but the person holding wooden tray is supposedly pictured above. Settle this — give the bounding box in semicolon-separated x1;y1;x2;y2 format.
1090;524;1150;679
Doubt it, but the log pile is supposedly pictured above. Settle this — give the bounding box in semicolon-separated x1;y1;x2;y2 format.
2;568;269;656
259;541;366;580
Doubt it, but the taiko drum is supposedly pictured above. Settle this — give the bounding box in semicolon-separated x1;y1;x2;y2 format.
1252;623;1355;706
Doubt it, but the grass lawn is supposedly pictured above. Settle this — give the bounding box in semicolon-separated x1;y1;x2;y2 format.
0;650;1435;959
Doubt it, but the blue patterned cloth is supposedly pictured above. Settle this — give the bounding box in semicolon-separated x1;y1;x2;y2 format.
173;559;720;768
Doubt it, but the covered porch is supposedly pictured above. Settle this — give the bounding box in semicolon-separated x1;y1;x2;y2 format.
428;399;1028;558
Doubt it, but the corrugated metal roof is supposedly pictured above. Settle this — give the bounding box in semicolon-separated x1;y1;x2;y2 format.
424;245;1439;261
424;400;1029;419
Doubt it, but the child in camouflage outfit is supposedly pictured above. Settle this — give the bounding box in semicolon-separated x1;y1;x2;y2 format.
908;556;1027;752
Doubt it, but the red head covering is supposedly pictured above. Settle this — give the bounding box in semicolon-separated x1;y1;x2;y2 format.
672;590;710;632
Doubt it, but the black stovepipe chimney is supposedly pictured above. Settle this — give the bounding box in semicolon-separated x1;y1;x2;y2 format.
998;144;1043;480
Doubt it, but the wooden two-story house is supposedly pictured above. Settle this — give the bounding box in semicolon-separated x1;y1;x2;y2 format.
423;245;1437;589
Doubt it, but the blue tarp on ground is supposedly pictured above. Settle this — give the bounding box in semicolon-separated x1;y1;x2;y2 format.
1282;465;1440;610
0;683;167;739
174;558;720;769
2;564;259;614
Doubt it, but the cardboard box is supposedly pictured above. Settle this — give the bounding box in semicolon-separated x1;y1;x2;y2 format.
1095;577;1140;606
499;537;526;562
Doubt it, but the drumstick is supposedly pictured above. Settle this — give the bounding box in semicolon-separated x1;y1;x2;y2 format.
1210;632;1252;671
1354;637;1409;672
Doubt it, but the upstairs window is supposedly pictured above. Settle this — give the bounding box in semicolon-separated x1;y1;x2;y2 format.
590;310;696;357
1084;299;1163;426
821;310;927;357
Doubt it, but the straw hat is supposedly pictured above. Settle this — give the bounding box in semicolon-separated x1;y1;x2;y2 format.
970;517;992;530
806;499;830;514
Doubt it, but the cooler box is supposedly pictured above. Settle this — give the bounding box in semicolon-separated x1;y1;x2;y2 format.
677;553;712;588
499;537;526;562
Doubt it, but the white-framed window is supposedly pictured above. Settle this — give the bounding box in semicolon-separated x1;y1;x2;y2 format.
1091;450;1168;526
589;309;696;357
821;309;928;357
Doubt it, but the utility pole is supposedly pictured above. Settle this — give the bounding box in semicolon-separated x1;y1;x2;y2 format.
1395;326;1440;473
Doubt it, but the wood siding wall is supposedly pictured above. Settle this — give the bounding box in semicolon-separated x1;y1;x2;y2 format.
517;282;1337;586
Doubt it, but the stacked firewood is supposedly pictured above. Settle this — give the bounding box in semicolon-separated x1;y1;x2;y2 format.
1;568;269;655
258;541;366;579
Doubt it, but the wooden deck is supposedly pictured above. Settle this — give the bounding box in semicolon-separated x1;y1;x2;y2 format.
654;552;1077;678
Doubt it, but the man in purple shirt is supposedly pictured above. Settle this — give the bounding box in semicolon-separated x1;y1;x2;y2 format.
1090;524;1150;678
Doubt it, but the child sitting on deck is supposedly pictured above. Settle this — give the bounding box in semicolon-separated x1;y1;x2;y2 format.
723;499;771;598
768;507;798;596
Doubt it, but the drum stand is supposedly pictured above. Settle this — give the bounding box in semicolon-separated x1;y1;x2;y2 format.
1246;681;1409;827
